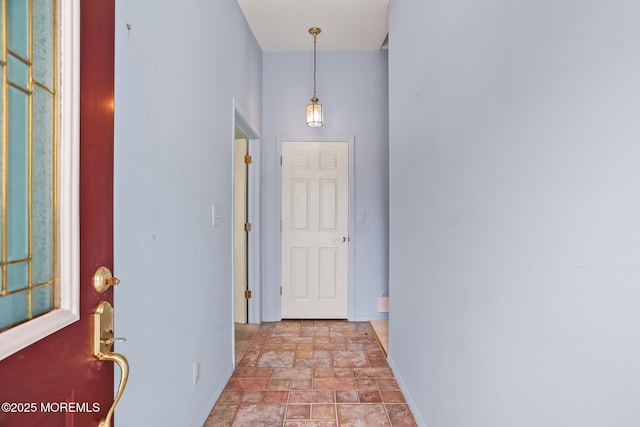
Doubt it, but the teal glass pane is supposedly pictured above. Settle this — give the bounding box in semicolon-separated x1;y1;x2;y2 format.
7;0;29;59
0;291;29;331
32;86;54;284
33;0;55;88
7;262;28;292
33;284;54;317
8;54;29;88
7;87;29;260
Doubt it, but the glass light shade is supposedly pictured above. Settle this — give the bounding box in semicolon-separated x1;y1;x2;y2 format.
306;102;323;127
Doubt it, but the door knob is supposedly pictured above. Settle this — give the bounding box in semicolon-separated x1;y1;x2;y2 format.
92;301;129;427
93;266;121;293
335;236;349;242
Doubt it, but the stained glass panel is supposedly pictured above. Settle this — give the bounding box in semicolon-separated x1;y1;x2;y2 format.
33;0;55;89
7;0;29;59
7;55;29;88
32;86;55;285
7;87;29;261
0;292;29;330
33;284;54;317
1;0;58;332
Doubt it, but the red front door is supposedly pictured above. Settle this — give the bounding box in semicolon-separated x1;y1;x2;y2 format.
0;1;116;426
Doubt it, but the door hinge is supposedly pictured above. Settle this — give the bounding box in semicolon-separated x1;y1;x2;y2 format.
244;222;252;232
245;289;252;299
280;156;282;166
280;286;282;296
244;154;252;164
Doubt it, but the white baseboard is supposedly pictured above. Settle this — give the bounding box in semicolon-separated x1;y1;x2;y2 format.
192;364;235;427
350;313;390;321
387;356;428;427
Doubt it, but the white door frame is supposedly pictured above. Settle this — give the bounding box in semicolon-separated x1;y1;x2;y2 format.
232;99;261;328
275;136;355;320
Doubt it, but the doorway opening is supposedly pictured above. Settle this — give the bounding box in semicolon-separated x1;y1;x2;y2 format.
233;127;250;324
232;99;261;364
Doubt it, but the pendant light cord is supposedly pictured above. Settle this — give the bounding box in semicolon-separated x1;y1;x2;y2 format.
313;31;318;100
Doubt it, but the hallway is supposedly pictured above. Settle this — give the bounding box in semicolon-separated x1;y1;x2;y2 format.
204;320;416;426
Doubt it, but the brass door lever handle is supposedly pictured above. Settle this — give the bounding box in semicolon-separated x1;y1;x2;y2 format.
96;352;128;427
93;301;129;427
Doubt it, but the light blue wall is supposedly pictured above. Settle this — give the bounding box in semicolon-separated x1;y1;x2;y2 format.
388;1;640;426
113;1;262;426
262;51;389;321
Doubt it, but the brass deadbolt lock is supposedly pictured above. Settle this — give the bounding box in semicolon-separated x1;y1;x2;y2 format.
93;266;121;293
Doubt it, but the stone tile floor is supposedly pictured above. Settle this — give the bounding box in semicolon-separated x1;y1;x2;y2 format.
204;320;417;427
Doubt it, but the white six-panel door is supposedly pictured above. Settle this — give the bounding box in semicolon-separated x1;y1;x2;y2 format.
281;141;349;318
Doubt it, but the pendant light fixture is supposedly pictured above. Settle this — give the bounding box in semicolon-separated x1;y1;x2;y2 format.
306;27;323;127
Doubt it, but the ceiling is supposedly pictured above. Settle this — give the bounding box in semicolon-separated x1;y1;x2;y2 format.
236;0;389;52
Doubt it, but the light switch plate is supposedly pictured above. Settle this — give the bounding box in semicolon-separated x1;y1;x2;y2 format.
212;204;222;227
